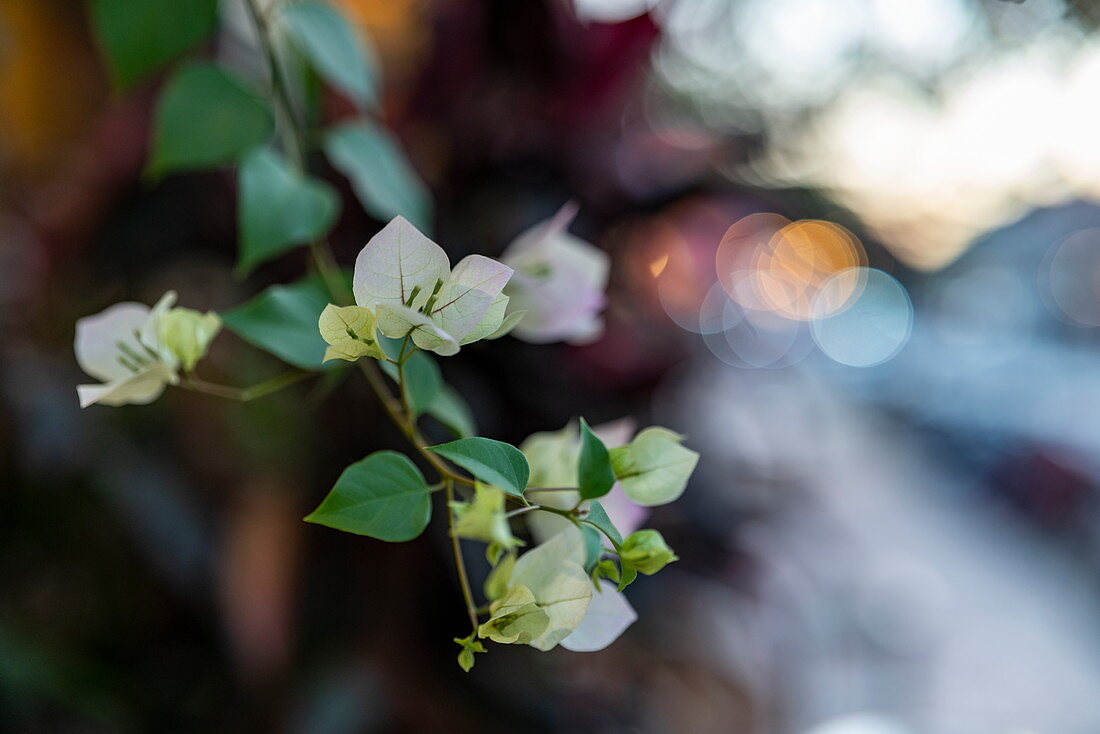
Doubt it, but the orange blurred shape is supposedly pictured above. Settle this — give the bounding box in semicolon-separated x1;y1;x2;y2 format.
717;215;866;321
334;0;432;85
649;253;670;277
220;480;301;687
0;0;103;181
715;212;790;311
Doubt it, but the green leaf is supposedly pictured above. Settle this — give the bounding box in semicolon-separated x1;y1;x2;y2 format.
89;0;218;89
609;427;699;507
617;564;638;592
380;351;442;416
280;0;379;111
453;635;485;673
305;450;431;541
401;352;443;415
425;384;477;439
581;525;602;572
577;417;615;500
427;437;529;497
583;500;622;548
237;146;339;276
149;62;273;176
324;120;433;232
222;277;332;370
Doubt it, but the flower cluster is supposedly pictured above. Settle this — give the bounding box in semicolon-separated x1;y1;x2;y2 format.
74;213;696;672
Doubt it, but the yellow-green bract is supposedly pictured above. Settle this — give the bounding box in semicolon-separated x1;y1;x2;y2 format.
609;427;699;506
318;304;383;362
158;307;221;372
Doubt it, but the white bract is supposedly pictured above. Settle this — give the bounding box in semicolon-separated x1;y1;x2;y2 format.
352;216;514;356
502;202;610;345
560;582;638;652
75;292;181;408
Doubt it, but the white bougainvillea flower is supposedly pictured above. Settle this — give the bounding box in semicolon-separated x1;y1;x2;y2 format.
504;526;592;651
501;202;610;345
75;292;181;408
522;418;648;544
352;216;514;356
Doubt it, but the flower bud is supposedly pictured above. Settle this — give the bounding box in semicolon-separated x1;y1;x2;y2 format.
158;308;221;371
619;529;677;575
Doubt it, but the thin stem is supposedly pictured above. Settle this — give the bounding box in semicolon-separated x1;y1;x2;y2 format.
445;476;479;628
242;0;351;305
505;506;539;520
181;370;313;402
358;359;474;486
523;487;580;495
242;0;304;166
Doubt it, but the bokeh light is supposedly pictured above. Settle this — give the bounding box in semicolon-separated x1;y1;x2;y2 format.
811;268;913;367
1041;228;1100;327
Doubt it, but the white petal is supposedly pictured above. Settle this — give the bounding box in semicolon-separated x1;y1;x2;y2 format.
458;292;509;345
353;216;449;310
139;291;178;352
430;255;513;341
77;363;174;408
504;201;580;257
75;302;151;382
560;585;637;652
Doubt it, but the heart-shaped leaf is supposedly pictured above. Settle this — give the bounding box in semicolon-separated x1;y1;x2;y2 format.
89;0;218;89
149;63;273;176
280;0;379;111
380;350;442;416
222;277;332;370
305;450;431;541
427;437;529;497
237;147;339;276
325;121;433;232
425;384;477;439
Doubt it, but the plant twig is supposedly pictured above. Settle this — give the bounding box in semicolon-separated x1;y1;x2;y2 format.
444;477;479;630
181;369;312;402
523;487;579;495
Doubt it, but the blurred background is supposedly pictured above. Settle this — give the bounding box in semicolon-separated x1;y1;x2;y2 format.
5;0;1100;731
